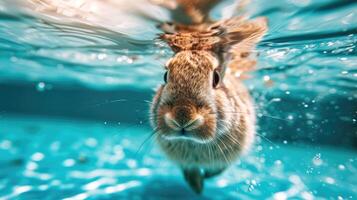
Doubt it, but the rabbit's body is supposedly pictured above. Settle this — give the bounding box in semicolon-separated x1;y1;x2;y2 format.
150;2;267;194
153;66;255;169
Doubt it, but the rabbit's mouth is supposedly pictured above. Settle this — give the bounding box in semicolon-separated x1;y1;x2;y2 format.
160;130;213;144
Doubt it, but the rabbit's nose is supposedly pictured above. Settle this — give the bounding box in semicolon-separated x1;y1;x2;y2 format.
164;113;181;131
164;106;204;131
172;105;193;126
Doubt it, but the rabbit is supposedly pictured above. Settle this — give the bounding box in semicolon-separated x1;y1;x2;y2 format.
150;16;267;194
150;0;221;24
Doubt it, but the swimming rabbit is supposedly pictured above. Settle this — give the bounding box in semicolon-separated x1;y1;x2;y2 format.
150;1;267;194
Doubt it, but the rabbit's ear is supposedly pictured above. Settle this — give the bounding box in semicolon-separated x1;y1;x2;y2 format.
216;17;268;78
218;17;268;50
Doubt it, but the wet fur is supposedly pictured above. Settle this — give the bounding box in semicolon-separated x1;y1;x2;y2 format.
151;58;255;169
150;1;267;194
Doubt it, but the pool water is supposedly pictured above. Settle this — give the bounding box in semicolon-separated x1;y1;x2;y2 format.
0;0;356;199
0;116;356;199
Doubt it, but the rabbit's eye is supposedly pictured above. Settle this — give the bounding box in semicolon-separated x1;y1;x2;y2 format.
213;69;220;88
164;71;168;83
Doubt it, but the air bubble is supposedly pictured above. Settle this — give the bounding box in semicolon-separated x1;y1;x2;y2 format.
247;179;257;192
274;160;282;165
263;75;270;81
26;161;38;171
85;138;98;147
36;82;46;92
0;140;12;149
325;177;335;184
338;164;345;170
63;159;75;167
217;179;228;187
97;53;107;60
31;152;44;161
312;153;323;166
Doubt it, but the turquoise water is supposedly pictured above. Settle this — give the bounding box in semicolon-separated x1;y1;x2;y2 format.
0;116;356;199
0;0;356;199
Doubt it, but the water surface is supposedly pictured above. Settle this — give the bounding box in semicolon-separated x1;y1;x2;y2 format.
0;0;356;199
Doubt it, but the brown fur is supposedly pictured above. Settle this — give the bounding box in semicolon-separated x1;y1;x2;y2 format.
150;1;268;194
151;0;221;24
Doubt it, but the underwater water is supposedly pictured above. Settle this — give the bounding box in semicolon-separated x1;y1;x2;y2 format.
0;0;356;199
